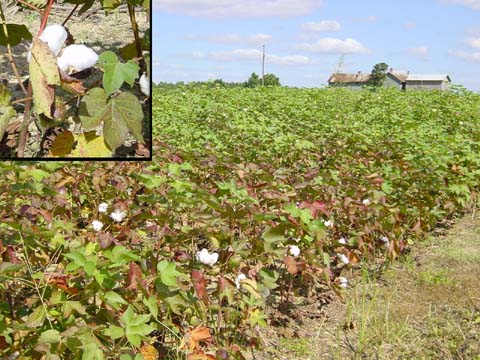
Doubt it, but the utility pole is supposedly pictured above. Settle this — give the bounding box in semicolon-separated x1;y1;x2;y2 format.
262;44;265;86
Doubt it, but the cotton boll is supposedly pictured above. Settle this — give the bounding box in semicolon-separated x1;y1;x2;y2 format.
57;44;98;73
27;24;68;62
140;73;150;97
195;248;219;266
338;277;348;288
337;253;350;265
289;245;301;257
235;273;247;289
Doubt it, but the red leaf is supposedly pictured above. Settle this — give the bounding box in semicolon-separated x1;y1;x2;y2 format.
191;270;209;305
298;200;329;218
127;262;147;292
284;256;298;275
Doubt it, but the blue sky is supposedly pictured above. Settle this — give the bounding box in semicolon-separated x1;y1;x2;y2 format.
153;0;480;90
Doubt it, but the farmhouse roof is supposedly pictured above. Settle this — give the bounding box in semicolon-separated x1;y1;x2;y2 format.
328;72;372;84
406;74;451;82
388;71;409;82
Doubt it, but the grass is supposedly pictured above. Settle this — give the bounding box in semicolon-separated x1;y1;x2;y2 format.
254;213;480;359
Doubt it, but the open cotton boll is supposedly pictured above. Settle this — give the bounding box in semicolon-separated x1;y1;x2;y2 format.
57;44;98;72
27;24;68;62
139;73;150;97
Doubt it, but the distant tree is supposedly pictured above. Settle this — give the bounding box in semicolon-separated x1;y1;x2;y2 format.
245;72;260;88
368;62;389;87
262;73;281;86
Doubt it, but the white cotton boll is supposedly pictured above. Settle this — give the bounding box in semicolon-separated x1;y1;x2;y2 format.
235;273;247;289
338;237;347;245
110;209;127;222
195;248;219;266
28;24;68;62
362;199;371;206
289;245;301;257
324;219;333;227
380;236;390;248
339;277;348;288
337;253;350;265
57;44;98;72
91;220;103;232
140;73;150;96
98;202;108;213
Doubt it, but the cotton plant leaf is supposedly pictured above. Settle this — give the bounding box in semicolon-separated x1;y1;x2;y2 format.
0;84;16;141
71;131;112;157
0;24;32;46
97;51;140;96
79;87;144;151
29;37;61;118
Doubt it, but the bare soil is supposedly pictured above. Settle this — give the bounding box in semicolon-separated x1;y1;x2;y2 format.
0;4;149;158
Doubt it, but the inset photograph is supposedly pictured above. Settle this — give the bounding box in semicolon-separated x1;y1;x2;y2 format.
0;0;151;159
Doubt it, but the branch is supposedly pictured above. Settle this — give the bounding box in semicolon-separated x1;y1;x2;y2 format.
17;0;56;157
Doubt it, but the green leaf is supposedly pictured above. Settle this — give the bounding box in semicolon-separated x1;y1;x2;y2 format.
143;296;158;318
38;329;62;344
103;325;124;340
0;24;32;46
104;291;128;310
100;0;121;11
81;342;104;360
79;88;144;151
97;51;140;96
156;261;182;287
120;306;153;348
0;262;24;275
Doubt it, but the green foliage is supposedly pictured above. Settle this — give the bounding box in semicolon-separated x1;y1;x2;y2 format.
368;62;389;87
0;86;479;358
97;51;140;96
0;23;32;46
0;83;15;140
79;87;144;151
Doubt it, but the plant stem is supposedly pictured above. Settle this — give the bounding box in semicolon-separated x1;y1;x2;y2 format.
62;3;79;26
17;0;56;157
127;3;144;72
0;3;27;95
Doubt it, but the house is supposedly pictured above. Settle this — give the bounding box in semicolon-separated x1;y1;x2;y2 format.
327;72;371;90
405;74;451;90
384;70;409;90
327;70;451;91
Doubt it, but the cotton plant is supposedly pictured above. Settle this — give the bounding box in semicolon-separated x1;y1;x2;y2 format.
288;245;300;257
139;73;150;97
338;277;348;288
98;202;108;213
110;209;127;222
27;24;98;74
195;248;219;266
91;220;103;232
337;253;350;265
235;273;247;289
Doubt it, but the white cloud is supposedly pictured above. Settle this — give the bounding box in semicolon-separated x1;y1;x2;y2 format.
301;20;341;32
407;46;429;59
466;27;480;36
465;37;480;48
297;38;369;54
450;50;480;62
346;15;377;23
209;48;311;66
191;51;206;59
188;33;272;45
440;0;480;9
404;21;417;30
154;0;322;18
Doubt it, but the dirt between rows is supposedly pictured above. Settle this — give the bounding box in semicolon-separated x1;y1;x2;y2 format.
0;4;150;158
